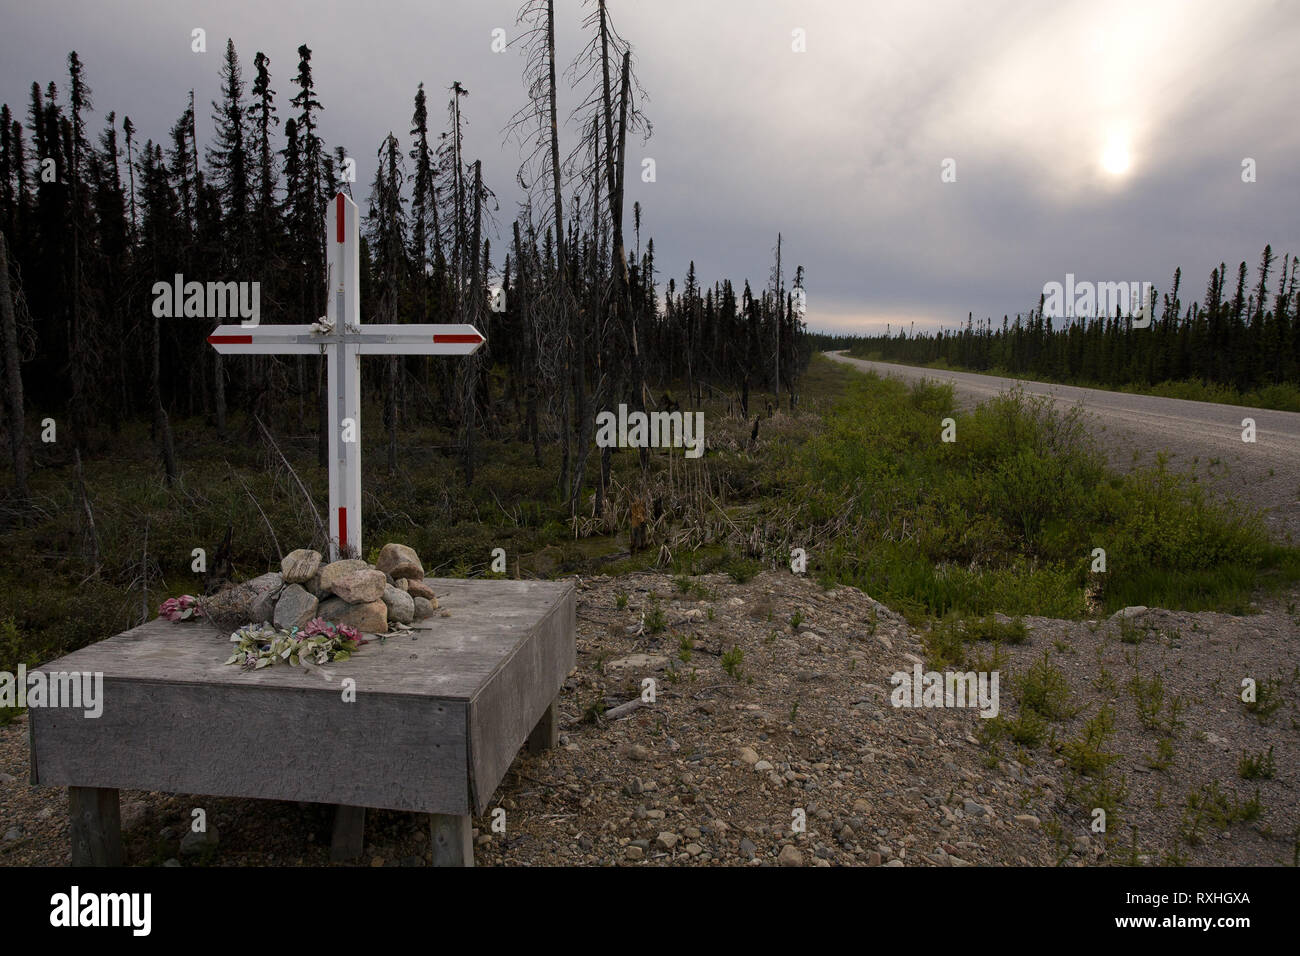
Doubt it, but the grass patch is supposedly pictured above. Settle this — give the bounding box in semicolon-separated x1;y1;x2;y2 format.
1179;782;1265;845
1243;675;1285;722
787;366;1297;621
1128;673;1185;735
644;599;667;635
1238;746;1277;780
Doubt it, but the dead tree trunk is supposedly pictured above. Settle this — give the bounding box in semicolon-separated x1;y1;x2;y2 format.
0;232;30;506
546;0;565;282
546;0;571;501
773;232;782;401
214;352;227;435
462;161;483;486
149;276;179;485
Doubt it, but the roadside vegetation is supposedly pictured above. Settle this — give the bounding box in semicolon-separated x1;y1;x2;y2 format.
844;352;1300;415
3;355;1296;712
788;362;1298;621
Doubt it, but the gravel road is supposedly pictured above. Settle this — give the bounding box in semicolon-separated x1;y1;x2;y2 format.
826;352;1300;544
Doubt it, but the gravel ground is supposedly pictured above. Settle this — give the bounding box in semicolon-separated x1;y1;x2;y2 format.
3;570;1295;867
825;352;1300;544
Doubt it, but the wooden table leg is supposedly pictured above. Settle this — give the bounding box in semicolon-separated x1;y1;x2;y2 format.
330;805;366;862
430;813;473;867
69;786;124;866
526;694;559;755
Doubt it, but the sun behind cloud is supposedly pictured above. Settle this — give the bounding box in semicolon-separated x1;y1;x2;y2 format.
1101;134;1131;176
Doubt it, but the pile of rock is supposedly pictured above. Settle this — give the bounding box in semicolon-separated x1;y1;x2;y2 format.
201;543;439;635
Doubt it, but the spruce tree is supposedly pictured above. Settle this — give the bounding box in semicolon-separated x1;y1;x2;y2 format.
248;51;279;260
208;39;250;248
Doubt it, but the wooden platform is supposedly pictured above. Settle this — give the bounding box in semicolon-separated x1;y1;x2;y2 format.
28;578;575;866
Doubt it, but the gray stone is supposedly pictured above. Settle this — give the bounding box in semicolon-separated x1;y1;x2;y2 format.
1111;606;1149;620
376;543;424;581
778;844;804;867
317;558;370;595
738;837;756;859
382;583;415;625
120;799;147;832
317;596;349;622
655;831;679;850
326;599;387;634
413;596;436;620
0;771;16;784
406;579;437;600
332;569;386;604
162;858;182;867
201;572;282;625
273;584;319;630
280;549;323;585
248;580;282;624
180;825;219;856
3;827;20;841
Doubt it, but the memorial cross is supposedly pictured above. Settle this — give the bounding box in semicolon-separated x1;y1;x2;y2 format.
208;192;483;560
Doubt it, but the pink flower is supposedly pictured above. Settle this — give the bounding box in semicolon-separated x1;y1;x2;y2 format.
301;618;332;637
159;595;203;622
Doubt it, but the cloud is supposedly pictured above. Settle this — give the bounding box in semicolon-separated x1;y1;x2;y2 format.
1;0;1296;331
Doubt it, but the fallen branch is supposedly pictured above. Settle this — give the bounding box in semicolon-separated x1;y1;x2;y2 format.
72;448;101;576
140;520;149;625
253;414;327;548
226;460;283;562
603;698;646;720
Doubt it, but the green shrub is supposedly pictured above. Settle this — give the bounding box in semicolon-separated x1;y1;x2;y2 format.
1017;651;1077;721
1063;705;1118;777
1238;746;1276;780
721;645;744;680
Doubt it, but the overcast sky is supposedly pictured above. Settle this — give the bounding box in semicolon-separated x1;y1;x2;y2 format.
2;0;1298;333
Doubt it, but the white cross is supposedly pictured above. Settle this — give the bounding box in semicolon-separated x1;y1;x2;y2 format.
208;191;484;560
